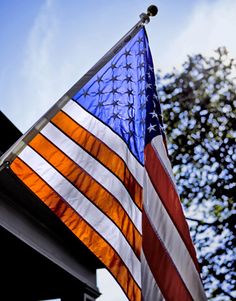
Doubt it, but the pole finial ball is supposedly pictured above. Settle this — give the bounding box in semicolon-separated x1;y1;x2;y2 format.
147;5;158;17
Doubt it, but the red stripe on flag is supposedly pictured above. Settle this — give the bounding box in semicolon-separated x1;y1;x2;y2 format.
145;143;199;271
142;209;193;301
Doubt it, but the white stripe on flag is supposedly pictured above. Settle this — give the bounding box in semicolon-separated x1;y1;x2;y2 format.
62;100;144;186
143;171;207;301
141;251;165;301
18;146;141;287
41;123;142;234
151;136;177;188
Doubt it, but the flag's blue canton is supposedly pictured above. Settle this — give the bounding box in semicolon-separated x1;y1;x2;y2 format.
72;28;163;164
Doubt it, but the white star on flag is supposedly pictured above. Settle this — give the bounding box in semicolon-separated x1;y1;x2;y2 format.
146;83;152;89
147;123;156;132
149;111;158;118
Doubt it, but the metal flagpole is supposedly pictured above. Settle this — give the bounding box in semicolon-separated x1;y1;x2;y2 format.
0;5;158;170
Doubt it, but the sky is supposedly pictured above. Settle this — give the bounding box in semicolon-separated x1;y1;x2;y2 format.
0;0;236;300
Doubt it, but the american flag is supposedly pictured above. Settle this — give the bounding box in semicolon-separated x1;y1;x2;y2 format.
9;27;206;300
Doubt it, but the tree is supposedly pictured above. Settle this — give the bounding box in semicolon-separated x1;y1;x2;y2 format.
157;47;236;300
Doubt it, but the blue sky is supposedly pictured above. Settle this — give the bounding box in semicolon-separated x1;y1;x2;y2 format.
1;0;236;300
1;0;236;134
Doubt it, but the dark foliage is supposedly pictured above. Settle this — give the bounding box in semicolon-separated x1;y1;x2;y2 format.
157;47;236;300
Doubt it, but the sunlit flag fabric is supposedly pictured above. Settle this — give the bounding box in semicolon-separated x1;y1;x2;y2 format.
8;27;206;300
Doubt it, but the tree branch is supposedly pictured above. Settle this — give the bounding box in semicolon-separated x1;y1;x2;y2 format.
186;217;216;226
217;286;235;300
186;214;235;228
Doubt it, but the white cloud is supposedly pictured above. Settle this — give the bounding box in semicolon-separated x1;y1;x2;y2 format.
16;0;103;132
158;0;236;72
23;0;56;90
12;0;82;132
19;0;58;130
